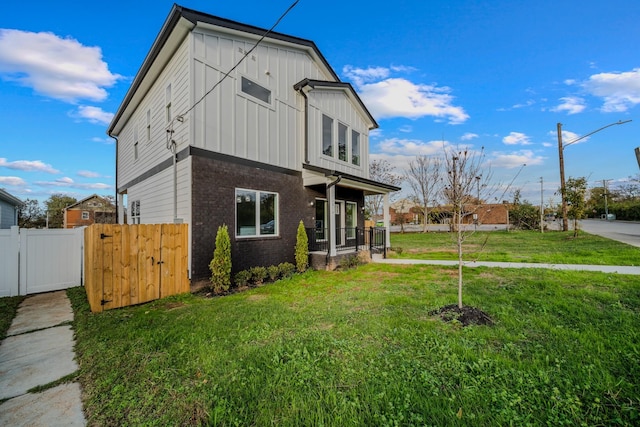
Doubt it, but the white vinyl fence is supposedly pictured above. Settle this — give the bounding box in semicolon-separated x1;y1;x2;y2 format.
0;226;84;297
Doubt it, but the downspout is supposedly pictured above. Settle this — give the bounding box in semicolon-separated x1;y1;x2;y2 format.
296;86;310;164
326;175;342;263
108;133;119;223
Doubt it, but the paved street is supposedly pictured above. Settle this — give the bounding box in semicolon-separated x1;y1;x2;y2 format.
579;219;640;248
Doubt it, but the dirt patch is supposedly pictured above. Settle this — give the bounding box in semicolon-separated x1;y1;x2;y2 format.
246;294;267;302
430;304;494;327
162;301;186;310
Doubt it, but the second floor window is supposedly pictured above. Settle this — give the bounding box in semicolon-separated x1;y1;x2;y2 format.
241;77;271;104
322;115;333;157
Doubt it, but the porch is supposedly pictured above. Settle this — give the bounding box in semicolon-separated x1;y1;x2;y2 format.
306;227;387;270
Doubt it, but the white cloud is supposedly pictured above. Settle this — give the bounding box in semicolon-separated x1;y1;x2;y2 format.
0;176;27;186
582;68;640;112
73;105;114;125
377;138;449;156
461;132;478;141
343;65;469;124
77;170;100;178
35;176;112;190
489;150;544;168
0;157;59;173
550;129;587;146
0;29;121;103
542;142;553;147
398;125;413;133
552;96;586;115
502;132;532;146
91;136;115;144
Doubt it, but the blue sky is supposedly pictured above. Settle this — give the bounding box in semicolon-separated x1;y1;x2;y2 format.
1;0;639;206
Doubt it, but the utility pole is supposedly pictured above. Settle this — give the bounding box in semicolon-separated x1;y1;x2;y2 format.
557;120;632;232
603;179;611;220
557;123;568;232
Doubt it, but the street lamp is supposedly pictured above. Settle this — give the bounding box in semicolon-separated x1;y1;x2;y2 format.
557;119;632;232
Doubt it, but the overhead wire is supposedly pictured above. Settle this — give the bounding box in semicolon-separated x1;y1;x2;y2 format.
172;0;300;125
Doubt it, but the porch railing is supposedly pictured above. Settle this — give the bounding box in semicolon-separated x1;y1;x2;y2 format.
306;227;387;258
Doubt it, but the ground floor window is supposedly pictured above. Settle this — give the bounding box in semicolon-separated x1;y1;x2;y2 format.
236;188;278;237
130;200;140;224
315;199;327;240
346;202;357;239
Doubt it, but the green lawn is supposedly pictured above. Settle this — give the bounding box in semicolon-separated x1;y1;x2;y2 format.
389;230;640;265
67;263;640;426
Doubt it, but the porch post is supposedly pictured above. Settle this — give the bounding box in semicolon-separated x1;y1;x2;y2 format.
118;193;125;224
383;192;391;250
328;184;337;257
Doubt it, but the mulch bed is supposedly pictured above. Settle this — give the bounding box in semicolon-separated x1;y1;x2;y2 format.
430;304;494;326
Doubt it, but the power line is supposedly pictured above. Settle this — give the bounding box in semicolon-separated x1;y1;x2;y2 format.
174;0;300;123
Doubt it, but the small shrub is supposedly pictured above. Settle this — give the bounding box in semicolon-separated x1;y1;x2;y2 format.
278;262;295;278
267;265;280;282
295;220;309;273
390;246;403;254
234;270;251;287
209;225;231;293
250;266;268;285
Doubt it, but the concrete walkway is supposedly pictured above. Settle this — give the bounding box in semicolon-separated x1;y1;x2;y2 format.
0;291;86;426
373;256;640;275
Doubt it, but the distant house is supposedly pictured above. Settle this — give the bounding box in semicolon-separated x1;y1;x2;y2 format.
108;5;399;279
0;189;23;229
63;194;116;228
390;199;422;225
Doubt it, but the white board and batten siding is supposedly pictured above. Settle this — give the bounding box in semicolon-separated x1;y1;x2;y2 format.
307;90;371;177
0;227;84;297
191;28;330;171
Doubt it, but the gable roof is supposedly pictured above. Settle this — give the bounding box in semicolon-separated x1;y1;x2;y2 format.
108;4;341;136
0;188;23;207
64;194;112;211
294;79;378;130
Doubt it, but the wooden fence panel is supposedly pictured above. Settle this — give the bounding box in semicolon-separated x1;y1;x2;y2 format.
85;223;189;313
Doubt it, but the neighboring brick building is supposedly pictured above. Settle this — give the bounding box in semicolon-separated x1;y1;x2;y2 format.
63;194;116;228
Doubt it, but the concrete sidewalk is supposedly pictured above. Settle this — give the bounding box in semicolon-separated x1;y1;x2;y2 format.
0;291;86;426
373;256;640;275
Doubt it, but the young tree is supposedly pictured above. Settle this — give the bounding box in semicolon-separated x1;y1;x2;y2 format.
441;146;487;309
209;224;232;293
294;220;309;272
365;159;402;221
565;177;588;238
405;155;442;232
509;189;541;230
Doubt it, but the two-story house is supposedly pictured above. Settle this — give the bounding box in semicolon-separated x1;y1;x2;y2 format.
63;194;116;228
108;4;399;280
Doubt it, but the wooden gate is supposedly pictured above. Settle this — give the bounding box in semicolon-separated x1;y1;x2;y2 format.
84;224;189;312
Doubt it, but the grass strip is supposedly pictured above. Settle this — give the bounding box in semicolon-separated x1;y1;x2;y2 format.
389;229;640;265
68;264;640;425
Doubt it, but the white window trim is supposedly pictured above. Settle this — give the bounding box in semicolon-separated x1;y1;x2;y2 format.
346;201;358;239
237;75;274;110
81;211;90;220
235;188;279;238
